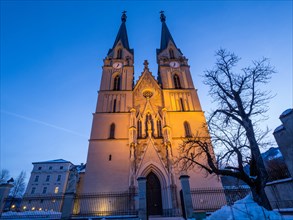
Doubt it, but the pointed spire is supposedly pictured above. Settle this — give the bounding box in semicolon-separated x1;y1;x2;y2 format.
158;11;178;53
108;11;132;55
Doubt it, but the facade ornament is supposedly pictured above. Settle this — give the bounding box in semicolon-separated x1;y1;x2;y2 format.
121;11;127;22
147;119;152;137
66;166;79;193
160;11;166;22
143;60;149;71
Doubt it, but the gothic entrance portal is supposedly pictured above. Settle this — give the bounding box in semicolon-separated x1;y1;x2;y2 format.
146;172;162;215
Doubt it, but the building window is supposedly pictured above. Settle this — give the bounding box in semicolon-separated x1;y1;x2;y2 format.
49;166;52;170
113;75;121;91
54;187;59;194
57;175;61;182
173;74;181;89
109;123;115;139
137;120;142;138
117;48;122;59
46;175;50;182
157;120;162;137
42;187;47;194
169;49;175;59
113;99;117;112
179;98;185;111
38;166;42;170
60;166;63;170
34;175;39;182
31;187;36;194
184;121;192;137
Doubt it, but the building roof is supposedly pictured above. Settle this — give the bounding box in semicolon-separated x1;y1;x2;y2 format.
220;175;248;188
274;125;285;133
157;11;181;55
280;108;293;118
107;11;133;55
32;159;72;164
76;163;86;173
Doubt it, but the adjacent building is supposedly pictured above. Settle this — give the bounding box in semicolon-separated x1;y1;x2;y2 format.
273;108;293;176
21;159;85;212
265;108;293;211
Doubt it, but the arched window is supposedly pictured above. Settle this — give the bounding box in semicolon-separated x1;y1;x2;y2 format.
173;74;181;89
179;98;185;111
113;75;121;91
157;120;162;137
137;120;142;138
109;123;115;139
169;49;175;59
184;121;192;137
117;49;122;59
113;99;117;112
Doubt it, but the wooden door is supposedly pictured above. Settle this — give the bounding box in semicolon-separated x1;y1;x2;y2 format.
147;172;162;215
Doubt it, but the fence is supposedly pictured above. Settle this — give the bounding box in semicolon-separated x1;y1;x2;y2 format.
72;190;138;217
190;187;251;212
1;194;63;219
3;187;283;219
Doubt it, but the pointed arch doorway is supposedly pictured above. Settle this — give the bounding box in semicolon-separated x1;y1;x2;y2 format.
147;172;163;215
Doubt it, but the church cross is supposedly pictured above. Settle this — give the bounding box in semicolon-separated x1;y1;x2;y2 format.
160;10;166;22
143;60;149;70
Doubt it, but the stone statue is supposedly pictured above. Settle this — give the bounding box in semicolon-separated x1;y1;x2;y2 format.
66;166;78;193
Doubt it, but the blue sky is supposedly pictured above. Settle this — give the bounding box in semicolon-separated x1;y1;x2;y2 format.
1;1;292;182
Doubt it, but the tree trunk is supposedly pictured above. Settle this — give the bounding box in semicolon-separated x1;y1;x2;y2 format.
250;184;272;210
243;118;272;210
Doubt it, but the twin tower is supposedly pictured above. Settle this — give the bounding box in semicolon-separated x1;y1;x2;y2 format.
82;12;222;216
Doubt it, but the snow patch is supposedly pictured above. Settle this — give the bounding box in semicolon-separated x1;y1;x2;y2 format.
207;194;283;220
280;108;293;117
274;125;285;133
267;177;293;185
1;210;61;218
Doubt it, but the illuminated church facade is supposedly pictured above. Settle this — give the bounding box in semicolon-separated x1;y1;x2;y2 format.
82;12;223;216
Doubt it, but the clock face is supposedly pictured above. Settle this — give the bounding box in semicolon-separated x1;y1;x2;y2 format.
169;61;180;68
112;62;123;69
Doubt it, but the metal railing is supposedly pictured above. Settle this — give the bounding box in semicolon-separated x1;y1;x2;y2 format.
1;195;63;219
190;187;251;212
72;190;138;217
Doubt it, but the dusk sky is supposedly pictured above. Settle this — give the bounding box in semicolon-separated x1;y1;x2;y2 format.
1;1;292;182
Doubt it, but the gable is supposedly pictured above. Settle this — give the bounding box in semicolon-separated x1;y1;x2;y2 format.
133;69;163;114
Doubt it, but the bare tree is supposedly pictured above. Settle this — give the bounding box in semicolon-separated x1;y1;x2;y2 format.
176;49;275;210
265;157;291;181
9;171;26;198
0;169;10;184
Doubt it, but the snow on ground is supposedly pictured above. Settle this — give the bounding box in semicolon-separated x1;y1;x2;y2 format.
206;194;291;220
1;210;61;218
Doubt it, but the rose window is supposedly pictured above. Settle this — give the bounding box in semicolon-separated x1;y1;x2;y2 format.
143;90;153;99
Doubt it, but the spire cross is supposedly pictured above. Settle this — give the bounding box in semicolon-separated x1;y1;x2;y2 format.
143;60;149;70
160;10;166;22
121;11;127;22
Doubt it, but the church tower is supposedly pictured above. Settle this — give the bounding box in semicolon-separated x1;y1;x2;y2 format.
82;12;223;217
82;12;134;193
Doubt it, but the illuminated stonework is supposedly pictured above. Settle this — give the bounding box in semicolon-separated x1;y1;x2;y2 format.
82;13;223;216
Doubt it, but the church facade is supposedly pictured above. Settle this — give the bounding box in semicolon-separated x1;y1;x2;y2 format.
82;12;223;216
